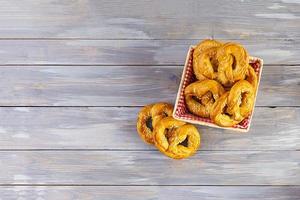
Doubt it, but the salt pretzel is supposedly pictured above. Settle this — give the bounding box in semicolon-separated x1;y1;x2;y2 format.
210;92;241;127
184;80;225;117
154;117;200;159
226;80;255;121
137;103;173;144
217;42;249;86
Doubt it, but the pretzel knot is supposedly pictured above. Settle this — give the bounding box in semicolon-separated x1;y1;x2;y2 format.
210;80;255;127
136;103;173;144
193;39;223;81
217;42;249;86
154;117;200;159
184;80;225;118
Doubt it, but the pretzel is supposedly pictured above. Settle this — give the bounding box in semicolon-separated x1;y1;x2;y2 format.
226;80;255;121
136;103;173;144
217;42;249;86
210;92;241;127
193;39;223;81
184;80;225;117
193;47;219;80
154;117;200;159
210;80;255;127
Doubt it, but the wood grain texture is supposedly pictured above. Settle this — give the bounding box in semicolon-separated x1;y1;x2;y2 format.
0;0;298;39
0;39;299;65
0;65;298;106
0;151;299;185
0;186;299;200
0;107;298;150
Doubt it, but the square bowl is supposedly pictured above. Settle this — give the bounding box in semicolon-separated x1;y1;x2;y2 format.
173;46;263;132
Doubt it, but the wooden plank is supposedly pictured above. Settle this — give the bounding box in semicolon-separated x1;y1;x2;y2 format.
0;107;298;150
0;40;299;65
0;151;299;185
0;65;298;106
0;186;299;200
0;0;298;39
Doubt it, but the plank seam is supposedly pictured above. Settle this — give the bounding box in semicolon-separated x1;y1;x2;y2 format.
0;184;298;187
0;149;297;152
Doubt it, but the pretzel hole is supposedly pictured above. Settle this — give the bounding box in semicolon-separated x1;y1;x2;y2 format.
231;54;237;70
165;128;172;138
146;117;153;131
239;92;249;106
192;96;202;104
223;105;233;117
162;112;168;117
179;136;189;147
210;58;218;72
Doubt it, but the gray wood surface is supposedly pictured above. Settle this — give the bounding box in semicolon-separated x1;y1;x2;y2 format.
0;0;298;40
0;65;298;106
0;151;299;185
0;107;298;150
0;186;299;200
0;39;298;65
0;0;299;198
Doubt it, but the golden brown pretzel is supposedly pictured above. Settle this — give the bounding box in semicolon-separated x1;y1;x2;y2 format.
210;92;242;127
210;80;255;127
136;103;173;144
193;39;223;81
193;47;219;80
184;80;225;117
226;80;255;121
154;117;200;159
217;42;249;86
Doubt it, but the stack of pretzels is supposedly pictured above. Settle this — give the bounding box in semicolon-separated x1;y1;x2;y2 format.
137;102;201;159
185;39;257;127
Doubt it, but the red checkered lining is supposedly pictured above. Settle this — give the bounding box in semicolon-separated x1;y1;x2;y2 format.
173;47;262;131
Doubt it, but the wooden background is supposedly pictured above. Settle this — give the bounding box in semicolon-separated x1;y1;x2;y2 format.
0;0;299;199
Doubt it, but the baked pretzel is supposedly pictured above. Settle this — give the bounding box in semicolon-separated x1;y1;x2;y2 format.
184;80;225;117
154;117;200;159
210;92;241;127
193;47;219;80
246;65;258;91
210;80;255;127
193;39;223;81
136;103;173;144
226;80;255;121
217;42;249;86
